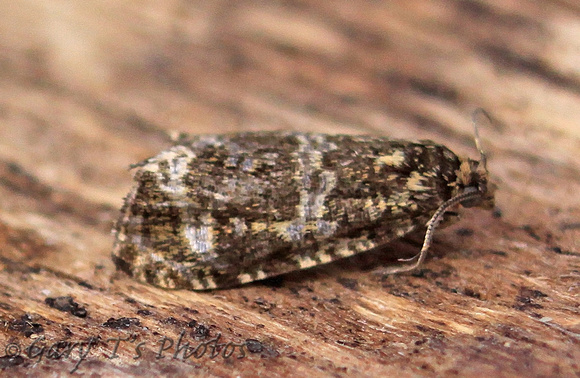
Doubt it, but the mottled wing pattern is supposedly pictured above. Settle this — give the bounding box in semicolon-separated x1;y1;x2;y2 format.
112;132;462;289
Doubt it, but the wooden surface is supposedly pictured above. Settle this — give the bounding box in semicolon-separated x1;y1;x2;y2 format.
0;1;579;376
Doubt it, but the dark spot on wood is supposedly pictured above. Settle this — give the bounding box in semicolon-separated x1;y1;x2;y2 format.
191;324;210;340
245;339;263;353
162;317;181;326
513;287;547;311
497;325;536;344
78;281;94;289
411;269;427;278
0;355;24;369
455;228;474;237
7;314;44;336
102;317;140;329
44;296;87;318
253;297;277;313
254;297;267;306
407;77;459;103
336;277;358;290
289;287;300;296
462;287;482;299
551;246;580;256
521;225;541;241
437;269;453;278
524;288;548;298
386;286;411;298
336;340;361;348
416;325;443;336
328;297;341;305
559;222;580;231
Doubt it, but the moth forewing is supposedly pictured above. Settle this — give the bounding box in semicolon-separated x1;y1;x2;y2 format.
112;130;494;290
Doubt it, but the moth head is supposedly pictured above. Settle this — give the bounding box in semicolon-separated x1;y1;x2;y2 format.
456;108;495;210
456;158;495;210
382;109;496;276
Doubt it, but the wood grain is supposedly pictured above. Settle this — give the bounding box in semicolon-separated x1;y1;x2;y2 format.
0;1;578;376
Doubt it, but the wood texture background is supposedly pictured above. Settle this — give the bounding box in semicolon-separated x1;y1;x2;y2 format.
0;1;579;376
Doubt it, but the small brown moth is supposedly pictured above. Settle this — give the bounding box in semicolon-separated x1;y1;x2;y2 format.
112;111;495;290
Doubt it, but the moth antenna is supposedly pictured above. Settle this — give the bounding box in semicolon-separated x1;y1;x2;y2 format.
471;108;491;170
381;190;484;274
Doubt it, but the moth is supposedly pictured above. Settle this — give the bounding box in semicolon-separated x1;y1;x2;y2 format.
112;112;495;290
